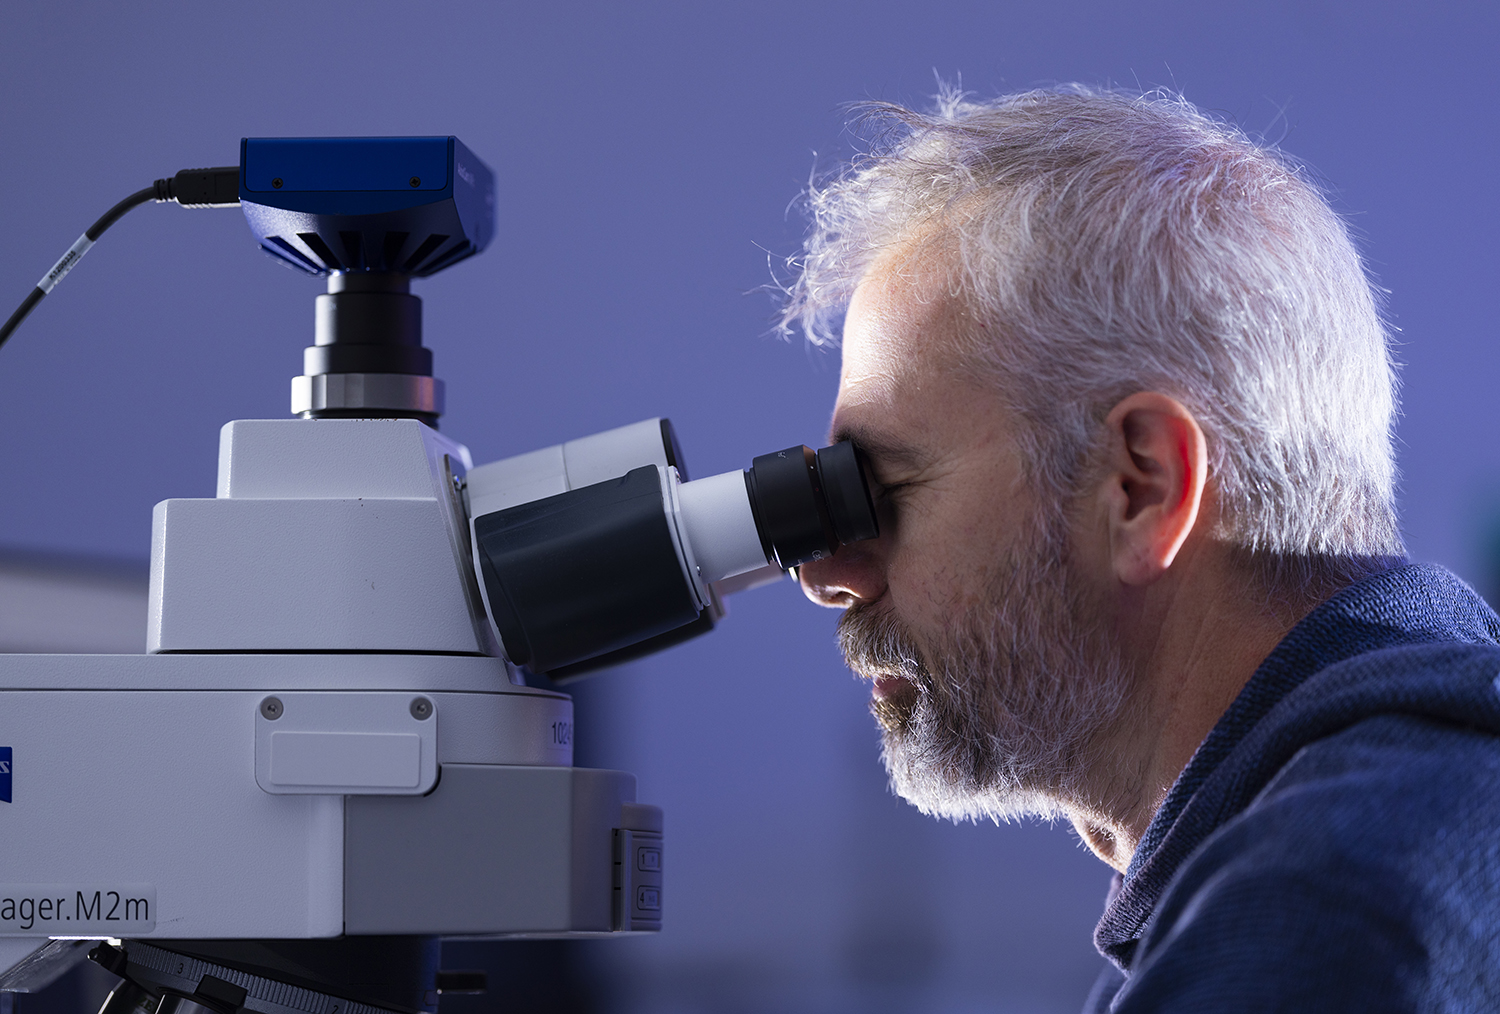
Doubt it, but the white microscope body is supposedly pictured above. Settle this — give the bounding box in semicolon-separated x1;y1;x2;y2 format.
0;136;874;1014
0;417;668;970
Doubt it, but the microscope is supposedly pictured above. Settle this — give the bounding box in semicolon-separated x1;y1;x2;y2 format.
0;138;877;1014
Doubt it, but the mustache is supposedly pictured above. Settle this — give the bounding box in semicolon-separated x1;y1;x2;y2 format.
836;602;930;734
836;603;929;686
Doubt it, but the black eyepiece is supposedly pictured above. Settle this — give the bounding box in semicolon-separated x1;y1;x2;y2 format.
744;441;879;570
815;441;879;545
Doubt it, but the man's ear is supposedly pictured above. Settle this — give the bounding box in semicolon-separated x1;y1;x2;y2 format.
1098;392;1208;586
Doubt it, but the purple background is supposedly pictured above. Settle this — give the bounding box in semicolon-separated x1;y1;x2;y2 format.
2;2;1497;1011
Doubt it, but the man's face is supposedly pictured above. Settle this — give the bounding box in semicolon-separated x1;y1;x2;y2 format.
798;250;1135;822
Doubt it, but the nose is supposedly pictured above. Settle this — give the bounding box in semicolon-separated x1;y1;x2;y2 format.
797;538;887;609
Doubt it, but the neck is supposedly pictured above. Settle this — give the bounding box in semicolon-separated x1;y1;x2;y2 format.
1067;540;1317;872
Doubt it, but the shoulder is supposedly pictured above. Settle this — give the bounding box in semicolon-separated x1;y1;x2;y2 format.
1115;714;1500;1012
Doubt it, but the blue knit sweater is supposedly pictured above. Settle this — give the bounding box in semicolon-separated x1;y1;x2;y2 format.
1084;564;1500;1012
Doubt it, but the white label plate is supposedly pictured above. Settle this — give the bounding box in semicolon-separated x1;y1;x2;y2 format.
254;692;438;795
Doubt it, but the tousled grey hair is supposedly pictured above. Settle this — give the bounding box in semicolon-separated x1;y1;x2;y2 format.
782;86;1404;572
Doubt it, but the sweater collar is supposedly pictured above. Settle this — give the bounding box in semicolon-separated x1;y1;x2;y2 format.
1093;563;1500;969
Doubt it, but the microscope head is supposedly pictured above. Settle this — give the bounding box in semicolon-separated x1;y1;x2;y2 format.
237;137;497;425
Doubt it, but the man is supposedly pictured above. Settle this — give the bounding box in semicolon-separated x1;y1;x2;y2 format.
787;87;1500;1010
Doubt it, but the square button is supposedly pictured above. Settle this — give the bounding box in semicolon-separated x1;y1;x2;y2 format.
637;847;661;872
636;887;661;912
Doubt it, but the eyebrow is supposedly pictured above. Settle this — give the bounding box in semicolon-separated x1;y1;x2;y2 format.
827;423;927;476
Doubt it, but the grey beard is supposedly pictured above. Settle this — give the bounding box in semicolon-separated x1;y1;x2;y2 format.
836;517;1136;824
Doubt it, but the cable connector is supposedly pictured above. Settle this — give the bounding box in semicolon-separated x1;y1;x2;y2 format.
159;167;240;208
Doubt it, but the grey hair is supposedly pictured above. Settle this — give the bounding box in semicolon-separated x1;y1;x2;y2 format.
783;85;1404;569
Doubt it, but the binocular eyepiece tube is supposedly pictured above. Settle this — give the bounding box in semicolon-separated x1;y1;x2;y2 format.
466;419;879;678
679;441;879;580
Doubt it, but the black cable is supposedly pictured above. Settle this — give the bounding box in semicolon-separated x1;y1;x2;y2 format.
0;289;45;350
0;167;239;354
0;185;158;353
87;185;163;242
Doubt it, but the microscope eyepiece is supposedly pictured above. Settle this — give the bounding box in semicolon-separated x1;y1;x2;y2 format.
744;442;878;570
467;423;881;676
814;440;880;546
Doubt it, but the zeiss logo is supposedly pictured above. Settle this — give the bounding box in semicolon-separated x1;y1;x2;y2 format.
0;747;10;803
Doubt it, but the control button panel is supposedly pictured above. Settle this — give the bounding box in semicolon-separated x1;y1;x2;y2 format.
613;828;663;931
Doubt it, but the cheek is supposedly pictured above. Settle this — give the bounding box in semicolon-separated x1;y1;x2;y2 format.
884;491;1009;622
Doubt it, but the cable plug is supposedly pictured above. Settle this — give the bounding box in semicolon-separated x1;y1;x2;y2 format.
159;167;240;207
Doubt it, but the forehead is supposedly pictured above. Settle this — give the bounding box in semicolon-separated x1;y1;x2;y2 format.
830;247;974;448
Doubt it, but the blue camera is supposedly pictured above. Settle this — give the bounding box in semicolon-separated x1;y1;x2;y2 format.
238;136;495;276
